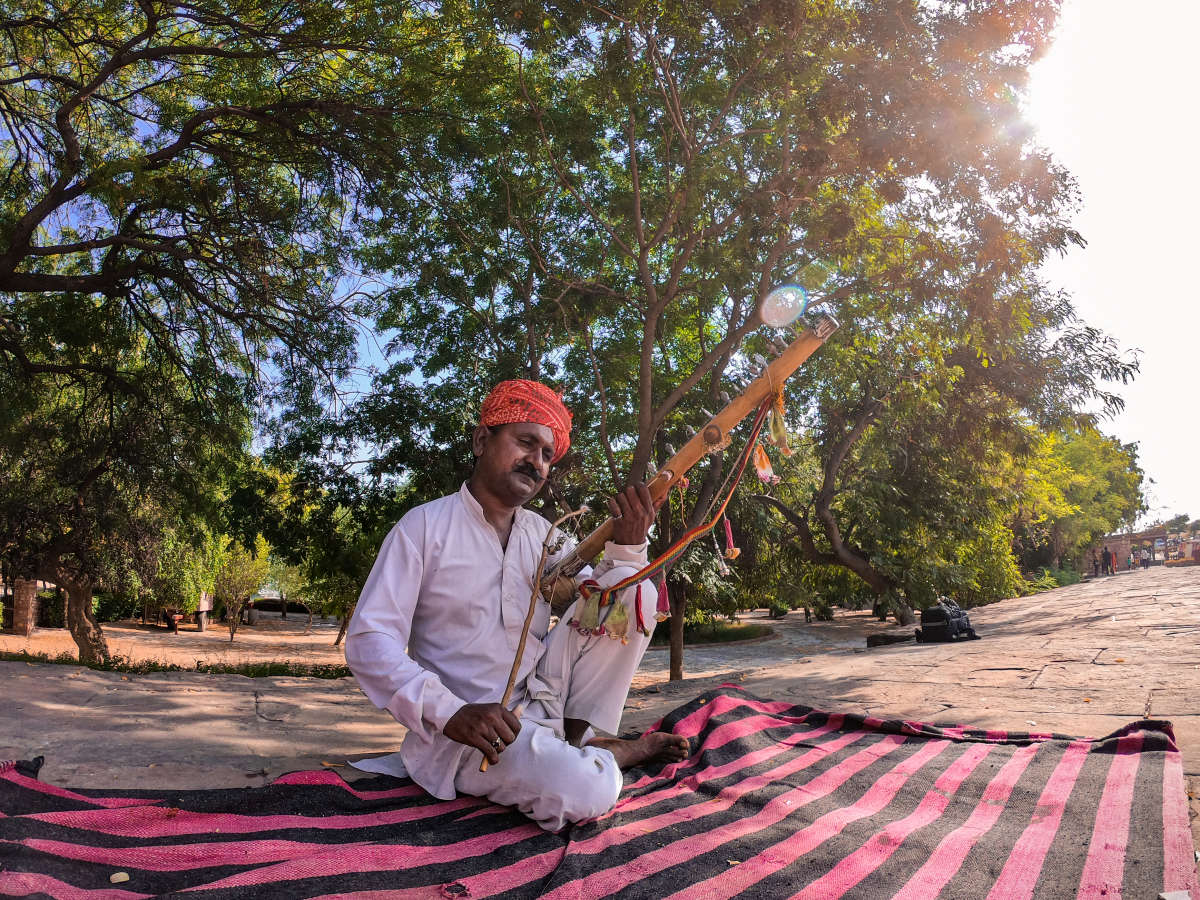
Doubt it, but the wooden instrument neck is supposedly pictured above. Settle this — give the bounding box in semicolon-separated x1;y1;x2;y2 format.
544;314;837;581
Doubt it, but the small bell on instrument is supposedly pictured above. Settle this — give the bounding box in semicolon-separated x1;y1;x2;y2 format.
719;391;731;404
684;426;696;439
665;443;677;456
752;353;768;369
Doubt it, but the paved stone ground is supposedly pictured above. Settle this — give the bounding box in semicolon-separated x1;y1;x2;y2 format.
3;566;1197;851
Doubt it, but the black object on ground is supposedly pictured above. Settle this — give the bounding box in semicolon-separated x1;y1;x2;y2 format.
915;596;980;643
866;632;915;648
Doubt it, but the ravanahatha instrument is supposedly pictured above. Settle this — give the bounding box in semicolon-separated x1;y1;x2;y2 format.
480;310;839;772
546;311;840;585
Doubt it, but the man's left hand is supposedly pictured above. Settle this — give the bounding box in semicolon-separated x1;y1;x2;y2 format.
608;482;663;546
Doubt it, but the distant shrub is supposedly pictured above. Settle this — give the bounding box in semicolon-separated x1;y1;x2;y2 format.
1023;567;1080;595
93;591;141;623
766;600;789;619
1048;567;1081;586
649;621;772;647
35;590;64;628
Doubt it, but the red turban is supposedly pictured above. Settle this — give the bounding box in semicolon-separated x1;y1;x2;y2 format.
479;380;573;464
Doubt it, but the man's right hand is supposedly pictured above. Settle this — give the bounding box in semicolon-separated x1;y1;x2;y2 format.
443;703;522;766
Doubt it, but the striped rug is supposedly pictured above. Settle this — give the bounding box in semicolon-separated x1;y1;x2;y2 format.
1;687;1195;898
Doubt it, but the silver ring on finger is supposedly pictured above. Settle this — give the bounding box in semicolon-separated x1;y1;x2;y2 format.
490;738;503;753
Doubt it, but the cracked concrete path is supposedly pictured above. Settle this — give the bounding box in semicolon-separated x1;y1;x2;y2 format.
3;566;1198;850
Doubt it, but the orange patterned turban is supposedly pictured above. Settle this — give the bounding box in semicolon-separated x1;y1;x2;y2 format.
479;380;573;464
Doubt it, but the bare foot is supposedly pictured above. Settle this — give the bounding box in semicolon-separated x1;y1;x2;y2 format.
589;731;690;769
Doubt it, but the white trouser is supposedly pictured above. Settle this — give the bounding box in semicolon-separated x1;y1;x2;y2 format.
453;568;658;830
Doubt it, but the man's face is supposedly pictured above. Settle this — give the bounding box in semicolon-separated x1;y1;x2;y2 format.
471;422;556;507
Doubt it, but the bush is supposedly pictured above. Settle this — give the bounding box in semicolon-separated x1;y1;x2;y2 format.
35;590;64;628
766;600;789;619
1047;567;1081;586
1023;567;1080;595
649;621;772;647
93;591;141;623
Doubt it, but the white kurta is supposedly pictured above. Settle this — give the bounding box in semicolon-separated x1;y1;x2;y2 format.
345;483;656;825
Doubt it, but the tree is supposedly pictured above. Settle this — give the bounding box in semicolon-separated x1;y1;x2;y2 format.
0;337;240;661
358;0;1133;673
1164;513;1190;533
223;456;399;645
214;534;270;642
0;0;486;410
149;525;223;618
267;557;305;621
1015;428;1145;570
0;0;482;660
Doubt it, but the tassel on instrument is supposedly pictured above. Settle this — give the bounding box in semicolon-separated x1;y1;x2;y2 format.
655;573;670;622
635;583;649;636
768;390;793;456
713;529;730;576
753;443;778;485
723;516;741;560
604;597;629;643
571;579;602;635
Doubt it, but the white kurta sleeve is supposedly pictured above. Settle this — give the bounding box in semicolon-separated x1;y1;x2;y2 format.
592;540;650;576
345;523;466;740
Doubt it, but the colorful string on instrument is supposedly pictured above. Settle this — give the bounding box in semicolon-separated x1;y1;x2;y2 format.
569;397;774;641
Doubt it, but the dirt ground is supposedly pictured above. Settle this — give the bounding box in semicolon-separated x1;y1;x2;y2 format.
0;612;351;669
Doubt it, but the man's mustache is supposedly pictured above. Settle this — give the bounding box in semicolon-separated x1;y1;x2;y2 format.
513;464;545;483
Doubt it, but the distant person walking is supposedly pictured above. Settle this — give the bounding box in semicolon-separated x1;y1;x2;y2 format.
1101;546;1113;576
1141;548;1151;569
1091;550;1100;577
1126;552;1134;571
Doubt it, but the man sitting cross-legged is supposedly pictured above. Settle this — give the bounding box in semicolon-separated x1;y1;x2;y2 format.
346;379;688;831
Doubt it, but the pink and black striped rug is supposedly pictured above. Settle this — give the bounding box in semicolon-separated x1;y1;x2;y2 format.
1;687;1196;898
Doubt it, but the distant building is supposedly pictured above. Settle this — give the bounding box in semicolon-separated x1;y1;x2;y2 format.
1086;525;1168;573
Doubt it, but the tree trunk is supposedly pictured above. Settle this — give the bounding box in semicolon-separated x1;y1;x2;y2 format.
227;603;240;642
663;451;725;683
64;580;109;664
754;492;914;624
305;608;313;634
874;592;916;624
281;592;287;619
669;580;686;681
890;595;916;626
334;614;350;647
12;577;38;636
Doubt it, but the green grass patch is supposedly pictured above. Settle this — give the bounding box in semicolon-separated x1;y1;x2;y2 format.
0;649;350;679
1023;566;1082;594
648;621;773;647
